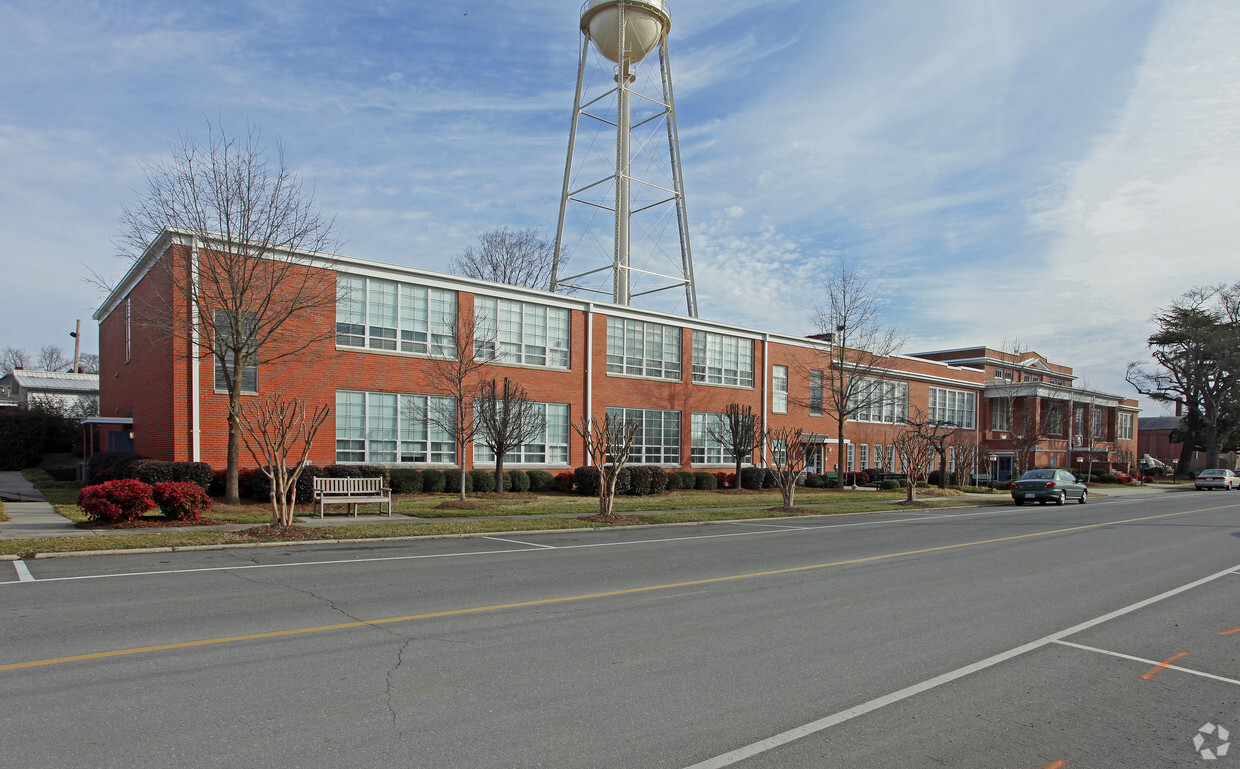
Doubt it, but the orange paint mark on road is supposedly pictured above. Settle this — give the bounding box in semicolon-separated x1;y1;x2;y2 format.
1220;627;1240;636
1142;651;1189;679
1045;761;1066;769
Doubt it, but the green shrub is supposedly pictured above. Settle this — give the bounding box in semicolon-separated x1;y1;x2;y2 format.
470;469;495;492
879;479;901;491
665;471;682;491
443;468;473;493
506;469;531;492
694;472;717;490
762;469;778;488
647;466;668;494
673;471;695;490
421;469;446;493
527;470;556;492
805;474;827;489
915;480;930;489
740;466;765;490
573;466;600;496
389;468;423;494
627;466;653;495
613;467;632;495
1098;473;1119;484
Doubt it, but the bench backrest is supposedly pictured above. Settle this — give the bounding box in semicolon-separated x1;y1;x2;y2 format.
313;477;386;493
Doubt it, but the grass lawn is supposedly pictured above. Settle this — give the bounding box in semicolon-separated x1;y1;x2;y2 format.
5;468;1004;556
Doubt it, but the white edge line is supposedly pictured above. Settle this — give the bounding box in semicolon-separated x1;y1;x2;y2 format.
483;536;556;549
1052;640;1240;686
0;508;1017;586
13;560;34;582
682;560;1240;769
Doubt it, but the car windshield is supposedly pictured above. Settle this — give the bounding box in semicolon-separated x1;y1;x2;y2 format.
1020;470;1055;480
1199;470;1225;477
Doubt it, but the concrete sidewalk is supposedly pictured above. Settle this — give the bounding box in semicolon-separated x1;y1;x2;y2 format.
0;471;93;539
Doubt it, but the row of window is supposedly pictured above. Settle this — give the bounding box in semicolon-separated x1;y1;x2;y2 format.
990;401;1129;442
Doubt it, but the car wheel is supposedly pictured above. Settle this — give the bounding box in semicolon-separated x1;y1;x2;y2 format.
1078;489;1087;504
1056;491;1066;506
1014;499;1024;506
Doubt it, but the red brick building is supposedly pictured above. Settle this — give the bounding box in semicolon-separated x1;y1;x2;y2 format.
94;230;1136;480
912;347;1141;480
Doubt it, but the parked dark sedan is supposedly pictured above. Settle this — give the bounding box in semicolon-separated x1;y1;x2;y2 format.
1011;469;1088;505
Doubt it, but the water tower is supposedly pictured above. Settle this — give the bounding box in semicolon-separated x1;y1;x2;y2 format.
551;0;698;317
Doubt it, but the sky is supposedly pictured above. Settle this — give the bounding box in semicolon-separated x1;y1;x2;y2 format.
3;0;1238;414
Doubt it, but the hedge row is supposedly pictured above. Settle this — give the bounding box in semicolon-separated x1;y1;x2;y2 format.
86;452;215;490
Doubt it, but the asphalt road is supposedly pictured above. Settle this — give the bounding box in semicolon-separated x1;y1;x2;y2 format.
2;490;1239;768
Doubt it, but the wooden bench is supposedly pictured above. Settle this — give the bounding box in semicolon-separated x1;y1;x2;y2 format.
312;477;392;518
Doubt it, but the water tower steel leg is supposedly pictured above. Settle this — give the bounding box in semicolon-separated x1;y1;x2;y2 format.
659;38;697;317
614;3;631;306
552;36;591;293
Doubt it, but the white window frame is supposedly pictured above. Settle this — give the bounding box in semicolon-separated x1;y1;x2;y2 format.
927;387;976;429
213;309;258;394
606;318;681;380
690;412;743;465
852;378;909;424
772;365;788;413
691;331;754;387
1118;412;1134;441
474;402;571;465
336;389;456;464
475;297;570;369
336;274;458;358
606;407;681;464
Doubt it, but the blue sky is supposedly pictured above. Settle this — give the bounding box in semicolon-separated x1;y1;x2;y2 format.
3;0;1238;413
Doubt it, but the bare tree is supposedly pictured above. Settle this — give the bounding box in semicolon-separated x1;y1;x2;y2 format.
421;310;498;501
765;425;809;508
572;414;640;521
36;345;70;372
474;377;546;494
893;410;940;503
706;404;763;489
810;264;905;487
449;227;559;290
77;353;100;374
117;121;338;504
1;347;30;374
946;431;981;486
234;395;330;527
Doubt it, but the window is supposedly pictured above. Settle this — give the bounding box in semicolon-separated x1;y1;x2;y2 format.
889;443;900;472
606;407;680;464
846;442;855;472
474;402;570;465
1045;403;1065;436
809;370;823;416
606;318;681;380
214;310;257;393
859;443;869;470
852;378;908;424
1093;409;1106;440
1027;373;1042;383
927;387;976;429
994;368;1013;381
336;274;458;357
690;412;743;465
691;331;754;387
772;365;788;413
771;438;787;467
992;405;1010;432
475;297;570;368
1118;412;1134;441
873;443;884;471
336;390;455;464
124;298;131;363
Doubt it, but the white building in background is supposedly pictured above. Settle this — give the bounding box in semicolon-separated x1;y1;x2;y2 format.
0;370;99;413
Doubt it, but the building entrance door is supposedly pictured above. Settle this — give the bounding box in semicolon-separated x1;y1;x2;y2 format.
996;456;1013;481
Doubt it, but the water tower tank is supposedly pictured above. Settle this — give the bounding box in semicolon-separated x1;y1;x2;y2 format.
580;0;670;64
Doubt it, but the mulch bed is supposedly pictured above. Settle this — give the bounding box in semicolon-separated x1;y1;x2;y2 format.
238;524;327;541
77;517;231;529
577;513;644;525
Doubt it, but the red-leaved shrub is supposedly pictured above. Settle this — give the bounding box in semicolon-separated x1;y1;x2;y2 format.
554;471;574;493
77;479;156;523
152;481;213;521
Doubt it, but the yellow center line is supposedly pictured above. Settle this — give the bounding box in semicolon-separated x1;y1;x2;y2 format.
3;504;1236;673
1142;651;1190;680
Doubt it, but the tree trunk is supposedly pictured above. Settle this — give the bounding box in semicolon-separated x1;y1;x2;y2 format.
781;483;795;508
906;481;916;503
226;394;242;506
734;458;743;489
937;450;948;489
495;454;505;494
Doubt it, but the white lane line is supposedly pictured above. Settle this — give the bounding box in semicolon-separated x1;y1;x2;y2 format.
483;536;556;549
726;522;812;530
682;560;1240;769
0;505;1124;585
13;561;34;582
1052;640;1240;686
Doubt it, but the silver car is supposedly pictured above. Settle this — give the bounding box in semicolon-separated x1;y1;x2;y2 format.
1195;469;1240;490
